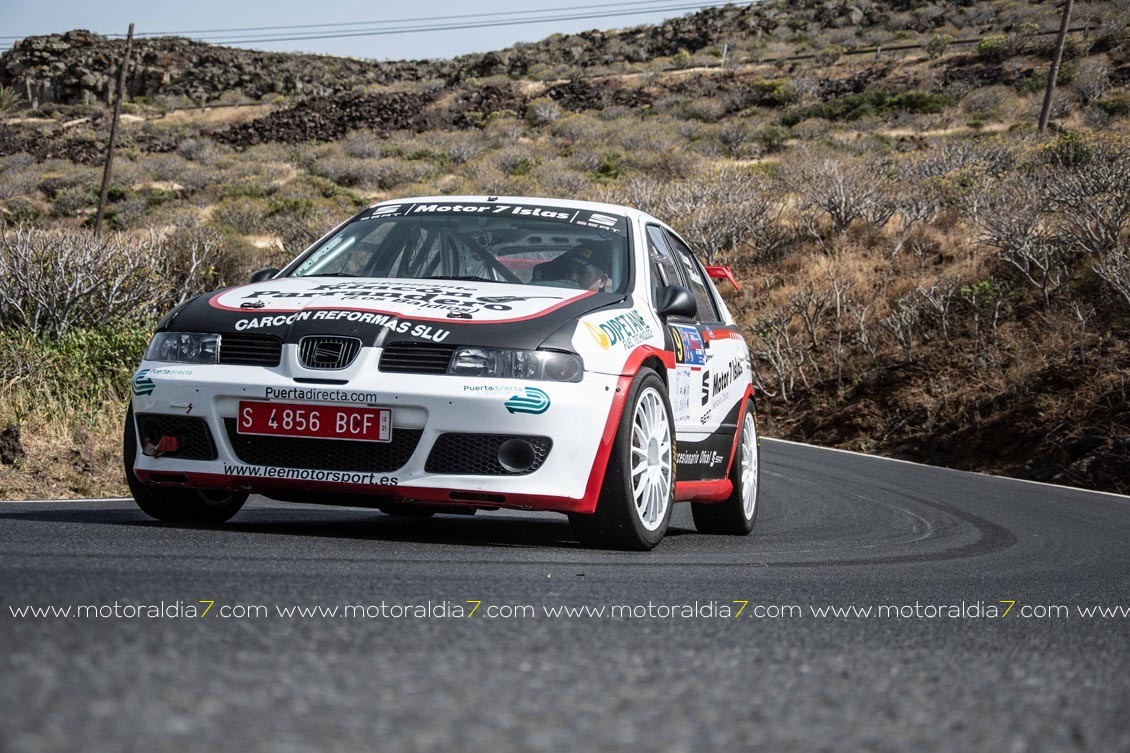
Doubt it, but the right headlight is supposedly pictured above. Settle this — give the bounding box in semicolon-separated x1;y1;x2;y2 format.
145;332;221;364
448;347;583;382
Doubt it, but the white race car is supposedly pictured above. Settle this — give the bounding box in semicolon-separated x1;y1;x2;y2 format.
125;196;759;549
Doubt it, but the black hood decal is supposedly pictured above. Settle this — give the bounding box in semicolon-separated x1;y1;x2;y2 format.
162;279;624;351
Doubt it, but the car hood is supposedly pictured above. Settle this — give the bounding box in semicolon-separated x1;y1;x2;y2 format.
164;277;624;351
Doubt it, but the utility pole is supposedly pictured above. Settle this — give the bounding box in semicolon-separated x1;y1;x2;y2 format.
94;22;134;238
1038;0;1073;132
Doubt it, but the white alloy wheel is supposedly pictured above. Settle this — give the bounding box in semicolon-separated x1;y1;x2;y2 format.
631;386;673;531
568;368;674;550
690;402;760;536
740;411;758;520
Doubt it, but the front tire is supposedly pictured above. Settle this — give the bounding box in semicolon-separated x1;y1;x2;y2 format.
123;405;247;524
569;368;674;550
691;402;760;535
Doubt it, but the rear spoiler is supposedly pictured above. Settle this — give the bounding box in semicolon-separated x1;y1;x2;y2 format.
705;265;741;292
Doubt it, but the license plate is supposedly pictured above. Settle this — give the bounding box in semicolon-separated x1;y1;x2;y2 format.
237;401;392;443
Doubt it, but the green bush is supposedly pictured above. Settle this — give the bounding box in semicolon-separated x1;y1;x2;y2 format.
926;34;954;60
105;185;130;202
754;125;790;153
592;153;625;180
749;79;799;108
814;45;845;66
0;85;23;113
1095;96;1130;118
0;198;42;224
220;183;274;200
80;209;122;231
1039;131;1093;168
0;321;152;424
976;35;1008;62
782;89;953;126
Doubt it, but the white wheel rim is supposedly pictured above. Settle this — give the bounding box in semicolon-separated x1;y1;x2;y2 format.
630;387;672;532
740;412;758;520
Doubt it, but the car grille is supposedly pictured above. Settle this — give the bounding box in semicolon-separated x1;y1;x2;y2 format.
134;413;217;460
379;342;456;374
223;418;421;472
425;433;552;475
298;336;362;370
219;334;282;367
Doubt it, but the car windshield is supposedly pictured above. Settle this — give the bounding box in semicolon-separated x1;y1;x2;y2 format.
288;201;632;293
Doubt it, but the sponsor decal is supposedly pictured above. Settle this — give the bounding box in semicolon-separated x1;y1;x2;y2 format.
223;463;397;486
673;366;693;422
265;387;382;404
699;408;712;425
701;326;745;342
582;320;612;349
410;203;568;220
588;311;653;350
701;370;711;407
463;384;526;394
132;370;155;396
366;203;628;235
669;325;706;366
504;386;551;415
241;282;560;318
676;449;726;468
132;367;193;396
234;310;451;342
711;356;746;399
212;279;590;324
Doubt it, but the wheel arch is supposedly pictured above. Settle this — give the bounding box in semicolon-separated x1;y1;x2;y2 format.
639;355;669;384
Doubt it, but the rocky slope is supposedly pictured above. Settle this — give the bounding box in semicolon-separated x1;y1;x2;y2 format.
0;0;1078;108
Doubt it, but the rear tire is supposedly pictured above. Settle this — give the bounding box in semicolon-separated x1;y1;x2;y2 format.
569;368;674;550
123;405;247;524
691;402;759;535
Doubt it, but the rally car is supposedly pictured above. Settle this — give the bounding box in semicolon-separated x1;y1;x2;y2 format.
125;196;759;549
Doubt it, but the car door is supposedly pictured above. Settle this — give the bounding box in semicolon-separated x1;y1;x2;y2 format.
644;226;719;480
657;227;745;481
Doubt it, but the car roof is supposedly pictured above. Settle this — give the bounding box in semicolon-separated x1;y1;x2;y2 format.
366;195;652;222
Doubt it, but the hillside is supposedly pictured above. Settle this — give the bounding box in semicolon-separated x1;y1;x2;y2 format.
0;0;1098;108
0;0;1128;498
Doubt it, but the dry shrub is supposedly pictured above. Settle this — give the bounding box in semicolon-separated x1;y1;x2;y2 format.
341;130;385;159
0;226;221;338
211;196;270;234
781;154;898;241
600;169;789;263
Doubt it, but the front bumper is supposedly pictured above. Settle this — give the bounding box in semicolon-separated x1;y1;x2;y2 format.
129;346;621;514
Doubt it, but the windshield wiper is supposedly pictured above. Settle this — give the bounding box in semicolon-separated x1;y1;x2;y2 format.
424;275;507;283
304;272;357;277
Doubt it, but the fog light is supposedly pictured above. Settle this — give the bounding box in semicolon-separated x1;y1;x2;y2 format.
497;438;536;473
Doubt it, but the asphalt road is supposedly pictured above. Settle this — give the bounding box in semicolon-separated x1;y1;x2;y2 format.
2;439;1129;752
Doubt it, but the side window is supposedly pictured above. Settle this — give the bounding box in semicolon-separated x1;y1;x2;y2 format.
645;225;685;293
664;231;721;323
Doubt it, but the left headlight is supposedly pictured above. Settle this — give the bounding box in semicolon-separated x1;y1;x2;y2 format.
448;347;583;382
145;332;221;364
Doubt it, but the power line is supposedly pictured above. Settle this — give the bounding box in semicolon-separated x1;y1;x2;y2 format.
136;0;715;37
0;1;740;43
199;3;731;45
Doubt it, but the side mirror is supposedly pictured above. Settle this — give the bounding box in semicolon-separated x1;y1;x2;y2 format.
655;285;697;319
249;268;279;283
